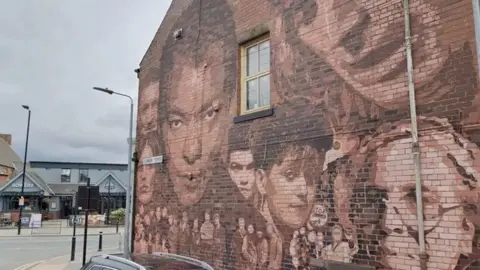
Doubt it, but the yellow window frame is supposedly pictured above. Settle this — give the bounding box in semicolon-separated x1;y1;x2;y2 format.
240;36;271;115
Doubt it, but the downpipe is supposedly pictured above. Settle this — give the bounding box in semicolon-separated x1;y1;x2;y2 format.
403;0;428;269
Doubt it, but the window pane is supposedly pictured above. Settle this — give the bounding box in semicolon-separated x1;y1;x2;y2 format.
259;74;270;107
246;79;258;110
259;40;270;72
246;45;258;76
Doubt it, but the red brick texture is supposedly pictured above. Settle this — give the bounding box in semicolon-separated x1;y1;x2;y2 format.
134;0;480;269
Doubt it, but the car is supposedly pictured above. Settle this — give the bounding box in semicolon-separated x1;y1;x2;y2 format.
80;252;214;270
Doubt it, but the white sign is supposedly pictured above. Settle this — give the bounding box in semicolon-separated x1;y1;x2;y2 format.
11;183;34;188
29;213;42;228
143;155;163;165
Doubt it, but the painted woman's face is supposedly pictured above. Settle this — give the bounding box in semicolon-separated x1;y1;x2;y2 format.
295;0;448;108
267;145;318;228
247;224;254;234
138;143;155;204
332;227;343;242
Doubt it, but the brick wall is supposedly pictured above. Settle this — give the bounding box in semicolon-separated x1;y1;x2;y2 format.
134;0;480;269
0;165;13;185
0;134;12;145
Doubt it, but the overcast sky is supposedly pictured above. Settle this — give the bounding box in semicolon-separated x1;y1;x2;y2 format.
0;1;171;163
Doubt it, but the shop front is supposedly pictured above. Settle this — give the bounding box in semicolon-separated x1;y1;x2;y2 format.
0;172;53;223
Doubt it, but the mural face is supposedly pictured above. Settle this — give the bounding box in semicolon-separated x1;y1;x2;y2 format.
135;0;480;269
295;0;449;109
163;50;229;206
137;141;155;205
228;150;256;200
138;82;159;135
262;144;319;228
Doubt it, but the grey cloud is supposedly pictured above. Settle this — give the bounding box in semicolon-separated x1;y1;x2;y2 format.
1;0;171;162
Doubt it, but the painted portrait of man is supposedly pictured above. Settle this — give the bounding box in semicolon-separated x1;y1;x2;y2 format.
227;123;257;201
158;0;237;207
138;81;160;136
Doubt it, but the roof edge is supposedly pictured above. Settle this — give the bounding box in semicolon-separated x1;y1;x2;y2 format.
138;0;176;67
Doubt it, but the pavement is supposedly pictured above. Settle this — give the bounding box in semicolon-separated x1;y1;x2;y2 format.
18;248;121;270
0;221;124;270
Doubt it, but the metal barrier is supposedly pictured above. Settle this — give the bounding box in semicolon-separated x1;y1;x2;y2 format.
31;220;63;235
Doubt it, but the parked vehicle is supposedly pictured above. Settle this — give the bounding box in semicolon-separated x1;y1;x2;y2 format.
80;252;214;270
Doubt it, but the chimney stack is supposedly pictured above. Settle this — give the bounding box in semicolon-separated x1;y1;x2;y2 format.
0;134;12;145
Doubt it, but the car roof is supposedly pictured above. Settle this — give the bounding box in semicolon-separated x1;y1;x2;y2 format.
88;254;146;270
129;252;214;270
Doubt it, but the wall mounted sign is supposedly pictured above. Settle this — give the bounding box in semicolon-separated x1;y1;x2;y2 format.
12;183;34;188
143;155;163;165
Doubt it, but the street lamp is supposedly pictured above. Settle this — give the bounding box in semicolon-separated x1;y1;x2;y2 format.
93;87;133;257
17;105;31;235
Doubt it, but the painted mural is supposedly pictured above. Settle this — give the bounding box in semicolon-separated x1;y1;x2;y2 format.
134;0;480;269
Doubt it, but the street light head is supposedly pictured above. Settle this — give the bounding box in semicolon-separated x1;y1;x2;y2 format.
21;105;30;110
93;87;114;95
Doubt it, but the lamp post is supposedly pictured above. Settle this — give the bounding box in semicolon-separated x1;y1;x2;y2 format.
93;87;133;257
17;105;31;236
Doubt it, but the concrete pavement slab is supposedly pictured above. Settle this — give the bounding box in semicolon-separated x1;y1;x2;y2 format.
0;226;123;237
25;248;119;270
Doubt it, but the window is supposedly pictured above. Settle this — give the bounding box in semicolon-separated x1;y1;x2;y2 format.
240;36;271;115
79;169;89;183
61;169;71;182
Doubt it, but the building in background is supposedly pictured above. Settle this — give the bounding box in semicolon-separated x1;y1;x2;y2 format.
0;161;128;222
0;134;22;184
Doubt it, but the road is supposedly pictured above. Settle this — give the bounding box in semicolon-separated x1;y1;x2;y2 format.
0;233;121;270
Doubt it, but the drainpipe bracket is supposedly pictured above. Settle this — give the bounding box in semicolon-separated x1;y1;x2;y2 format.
418;251;428;270
412;142;420;152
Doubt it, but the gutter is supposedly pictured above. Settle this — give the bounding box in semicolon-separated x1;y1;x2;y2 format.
403;0;428;269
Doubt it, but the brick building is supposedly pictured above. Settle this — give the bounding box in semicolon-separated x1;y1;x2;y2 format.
0;134;21;184
134;1;480;269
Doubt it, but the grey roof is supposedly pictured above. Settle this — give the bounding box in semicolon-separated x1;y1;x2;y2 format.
0;137;21;169
0;170;54;196
28;171;55;195
48;184;79;195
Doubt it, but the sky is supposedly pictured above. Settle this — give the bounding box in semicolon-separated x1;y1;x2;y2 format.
0;0;171;163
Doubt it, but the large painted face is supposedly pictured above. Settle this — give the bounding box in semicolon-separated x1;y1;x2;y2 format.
228;150;256;200
372;124;476;270
295;0;449;109
163;47;229;207
138;143;155;205
139;82;159;134
266;144;319;228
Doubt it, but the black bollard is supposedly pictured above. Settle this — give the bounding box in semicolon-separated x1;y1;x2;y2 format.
116;220;119;233
71;236;76;261
98;231;103;252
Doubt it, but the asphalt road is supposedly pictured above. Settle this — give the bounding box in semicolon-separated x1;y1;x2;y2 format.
0;233;121;270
